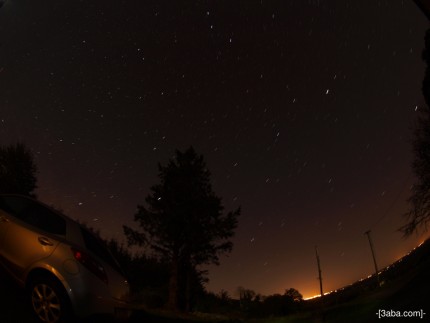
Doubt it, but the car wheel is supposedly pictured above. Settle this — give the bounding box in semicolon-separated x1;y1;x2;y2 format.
29;277;73;323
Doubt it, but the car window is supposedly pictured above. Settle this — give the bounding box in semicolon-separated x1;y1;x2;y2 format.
0;195;66;235
80;227;123;274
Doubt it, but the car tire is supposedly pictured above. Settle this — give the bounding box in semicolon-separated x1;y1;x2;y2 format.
28;276;74;323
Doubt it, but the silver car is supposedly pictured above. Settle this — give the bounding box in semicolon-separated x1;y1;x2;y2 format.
0;194;131;323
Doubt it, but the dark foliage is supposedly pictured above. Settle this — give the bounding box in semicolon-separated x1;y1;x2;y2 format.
124;147;240;311
78;222;172;308
402;29;430;235
0;142;38;197
196;287;304;318
256;288;303;317
193;290;241;318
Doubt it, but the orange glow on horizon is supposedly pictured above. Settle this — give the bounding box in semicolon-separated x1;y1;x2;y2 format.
302;240;428;301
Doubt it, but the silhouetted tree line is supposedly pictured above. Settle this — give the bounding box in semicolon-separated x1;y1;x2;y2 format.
194;286;304;318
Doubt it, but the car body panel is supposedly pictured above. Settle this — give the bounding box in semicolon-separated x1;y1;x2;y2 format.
0;215;59;275
0;194;131;320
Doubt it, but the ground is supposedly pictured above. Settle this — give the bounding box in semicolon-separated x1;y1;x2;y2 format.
0;239;429;323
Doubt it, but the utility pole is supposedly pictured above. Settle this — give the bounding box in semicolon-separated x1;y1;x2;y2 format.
364;230;380;286
315;246;323;297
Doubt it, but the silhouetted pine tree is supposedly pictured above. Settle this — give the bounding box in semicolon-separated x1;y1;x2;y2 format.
124;147;240;311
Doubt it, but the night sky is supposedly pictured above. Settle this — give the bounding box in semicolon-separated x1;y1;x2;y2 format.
1;0;429;299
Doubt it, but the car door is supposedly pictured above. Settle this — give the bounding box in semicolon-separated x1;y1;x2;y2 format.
0;209;11;246
0;196;16;255
0;196;65;277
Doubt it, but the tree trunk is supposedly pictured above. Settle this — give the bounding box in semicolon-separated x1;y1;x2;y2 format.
167;254;179;312
185;266;191;312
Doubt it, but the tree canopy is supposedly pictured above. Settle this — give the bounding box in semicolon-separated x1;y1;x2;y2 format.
124;147;240;310
0;142;38;197
402;29;430;236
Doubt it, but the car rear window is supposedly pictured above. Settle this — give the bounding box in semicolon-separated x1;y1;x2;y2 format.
80;227;123;274
0;195;66;235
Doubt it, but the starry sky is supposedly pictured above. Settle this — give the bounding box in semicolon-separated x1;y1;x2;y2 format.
1;0;429;299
